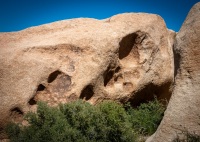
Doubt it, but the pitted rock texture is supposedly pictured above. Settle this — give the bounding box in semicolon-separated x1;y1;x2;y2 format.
147;2;200;142
0;13;174;138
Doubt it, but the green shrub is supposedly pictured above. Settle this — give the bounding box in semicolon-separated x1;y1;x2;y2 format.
6;99;165;142
127;99;165;135
97;101;135;142
59;100;137;142
6;102;82;142
6;100;137;142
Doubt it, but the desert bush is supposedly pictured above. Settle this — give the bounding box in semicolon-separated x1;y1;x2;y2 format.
6;102;82;142
127;99;165;135
59;100;136;142
97;101;135;142
6;100;137;142
6;99;165;142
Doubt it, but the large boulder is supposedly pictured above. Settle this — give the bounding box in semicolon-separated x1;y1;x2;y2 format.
0;13;174;138
148;2;200;142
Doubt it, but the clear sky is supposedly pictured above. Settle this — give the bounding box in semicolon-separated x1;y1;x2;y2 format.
0;0;199;32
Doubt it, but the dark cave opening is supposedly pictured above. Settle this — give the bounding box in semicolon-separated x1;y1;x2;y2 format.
126;82;172;107
104;69;114;87
80;85;94;100
119;33;137;60
37;84;46;91
10;107;23;115
28;97;37;105
48;70;61;83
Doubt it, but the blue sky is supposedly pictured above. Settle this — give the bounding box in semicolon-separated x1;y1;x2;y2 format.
0;0;199;32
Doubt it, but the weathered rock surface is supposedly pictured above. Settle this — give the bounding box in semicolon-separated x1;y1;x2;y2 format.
148;2;200;142
0;13;174;137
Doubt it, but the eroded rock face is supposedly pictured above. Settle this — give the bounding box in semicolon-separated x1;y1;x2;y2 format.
0;13;174;137
148;2;200;142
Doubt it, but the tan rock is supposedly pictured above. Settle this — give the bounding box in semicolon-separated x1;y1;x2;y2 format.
148;2;200;142
0;13;174;138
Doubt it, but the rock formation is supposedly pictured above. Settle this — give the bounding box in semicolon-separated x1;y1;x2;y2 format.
147;2;200;142
0;13;174;138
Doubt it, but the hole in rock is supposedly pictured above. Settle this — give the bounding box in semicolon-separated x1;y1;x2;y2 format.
37;84;45;91
80;85;94;100
115;66;121;73
119;33;137;59
28;97;37;105
50;74;72;94
10;107;23;115
48;70;61;83
104;66;121;86
127;82;172;107
104;69;114;87
10;107;24;123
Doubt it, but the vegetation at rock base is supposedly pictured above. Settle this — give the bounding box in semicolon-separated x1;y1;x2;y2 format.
6;99;165;142
126;99;165;135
